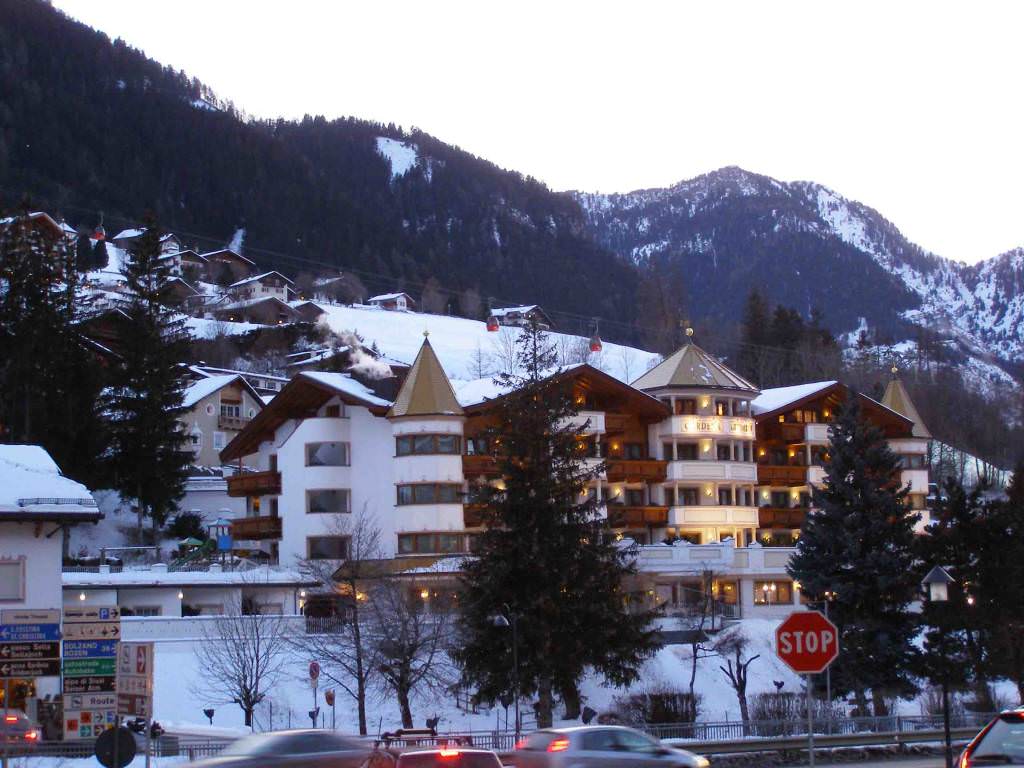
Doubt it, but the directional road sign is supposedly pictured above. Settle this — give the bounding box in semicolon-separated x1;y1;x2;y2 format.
64;657;116;677
64;675;117;694
63;607;121;623
62;623;121;641
0;623;61;642
63;640;118;659
1;658;61;678
64;693;118;741
0;641;60;661
775;610;840;675
116;642;154;717
0;609;61;624
117;694;151;719
63;604;120;739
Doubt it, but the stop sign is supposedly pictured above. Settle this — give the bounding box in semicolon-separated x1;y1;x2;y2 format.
775;610;839;674
309;660;321;681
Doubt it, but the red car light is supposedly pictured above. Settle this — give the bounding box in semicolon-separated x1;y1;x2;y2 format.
438;749;460;758
24;730;39;741
547;737;570;753
514;739;528;750
3;716;17;724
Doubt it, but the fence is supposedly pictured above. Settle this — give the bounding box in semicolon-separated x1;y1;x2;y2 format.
17;736;234;759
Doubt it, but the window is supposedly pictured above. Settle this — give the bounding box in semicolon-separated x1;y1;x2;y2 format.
307;536;350;560
754;580;793;605
465;437;489;455
677;443;698;461
0;558;26;601
899;453;926;469
675;398;697;415
677;487;699;506
269;497;279;517
212;431;225;450
714;580;739;605
770;491;790;507
128;606;161;617
396;484;462;505
324;404;347;418
623;443;645;460
662;442;676;461
717;443;732;461
306;442;350;466
396;434;462;456
220;403;241;418
397;533;467;555
269;454;278;471
307;489;351;514
715;400;729;416
718;488;734;505
909;494;926;510
581;730;620;751
624;489;645;506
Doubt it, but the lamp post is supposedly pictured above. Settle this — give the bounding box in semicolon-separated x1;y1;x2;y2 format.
922;565;957;768
492;607;521;744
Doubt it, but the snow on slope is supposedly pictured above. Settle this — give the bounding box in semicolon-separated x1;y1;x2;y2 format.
312;303;661;384
376;136;419;179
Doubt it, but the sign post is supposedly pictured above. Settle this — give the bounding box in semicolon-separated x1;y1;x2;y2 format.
0;610;61;768
775;610;840;768
62;607;121;741
308;661;320;728
116;642;154;768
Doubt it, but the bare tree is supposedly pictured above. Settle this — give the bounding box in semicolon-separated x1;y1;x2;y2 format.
370;577;454;729
489;327;519;376
329;273;367;305
293;271;317;301
469;342;494;380
293;507;384;735
714;623;760;726
460;287;483;320
420;277;447;315
618;345;639;383
679;569;718;704
191;596;289;727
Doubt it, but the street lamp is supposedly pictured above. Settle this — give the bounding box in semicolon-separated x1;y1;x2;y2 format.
491;607;521;744
922;565;957;768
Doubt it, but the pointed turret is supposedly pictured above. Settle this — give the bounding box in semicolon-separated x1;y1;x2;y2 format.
387;335;464;419
882;377;931;439
631;337;757;393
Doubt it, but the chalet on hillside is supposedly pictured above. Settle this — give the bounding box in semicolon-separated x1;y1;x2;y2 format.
492;304;554;330
213;296;299;325
200;248;257;282
368;292;415;311
290;300;327;323
180;374;265;467
229;271;293;302
158;249;208;278
111;228;182;255
185;365;289;397
0;211;72;242
155;276;201;307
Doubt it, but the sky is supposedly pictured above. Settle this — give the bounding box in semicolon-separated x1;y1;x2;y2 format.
52;0;1024;265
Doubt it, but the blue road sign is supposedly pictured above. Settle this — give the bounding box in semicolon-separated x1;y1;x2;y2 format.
0;623;61;642
62;640;117;659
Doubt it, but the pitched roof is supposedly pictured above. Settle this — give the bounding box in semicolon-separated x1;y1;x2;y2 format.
368;292;414;303
0;445;101;521
229;271;294;289
181;374;264;410
631;343;758;393
882;378;932;439
751;381;837;415
388;337;463;418
199;248;257;267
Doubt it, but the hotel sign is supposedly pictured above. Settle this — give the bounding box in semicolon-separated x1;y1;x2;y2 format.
676;416;754;436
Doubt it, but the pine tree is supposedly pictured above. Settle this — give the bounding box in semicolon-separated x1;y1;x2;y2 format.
787;394;920;715
0;208;109;487
105;217;192;540
455;319;660;728
74;234;92;271
91;239;108;271
736;289;771;384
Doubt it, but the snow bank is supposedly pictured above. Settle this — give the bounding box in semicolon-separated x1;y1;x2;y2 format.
376;137;418;179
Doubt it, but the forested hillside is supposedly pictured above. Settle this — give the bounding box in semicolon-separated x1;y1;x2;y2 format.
0;0;640;332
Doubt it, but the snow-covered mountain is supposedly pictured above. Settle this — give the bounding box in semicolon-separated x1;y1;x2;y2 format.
574;167;1024;368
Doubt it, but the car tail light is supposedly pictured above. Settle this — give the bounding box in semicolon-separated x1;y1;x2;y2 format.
438;749;460;758
959;750;970;768
24;730;39;741
547;737;570;753
514;739;528;750
3;716;17;723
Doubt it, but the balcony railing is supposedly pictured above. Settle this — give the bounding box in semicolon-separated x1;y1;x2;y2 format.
230;515;282;540
606;458;668;483
218;414;251;431
462;454;500;477
608;505;669;527
757;464;809;486
226;470;282;497
758;506;807;528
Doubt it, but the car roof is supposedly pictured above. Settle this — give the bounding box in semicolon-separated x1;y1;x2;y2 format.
402;748;496;755
539;725;633;733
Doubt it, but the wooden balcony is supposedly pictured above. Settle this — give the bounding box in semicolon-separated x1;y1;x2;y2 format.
226;470;282;497
463;504;487;528
758;506;807;528
604;414;631;434
757;464;809;486
606;458;668;483
230;515;282;540
218;414;251;431
608;505;669;527
462;454;500;477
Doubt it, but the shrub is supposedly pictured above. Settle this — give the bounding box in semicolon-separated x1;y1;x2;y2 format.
612;686;700;725
167;512;206;541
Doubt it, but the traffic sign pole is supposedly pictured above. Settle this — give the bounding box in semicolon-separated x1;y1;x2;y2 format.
806;674;814;768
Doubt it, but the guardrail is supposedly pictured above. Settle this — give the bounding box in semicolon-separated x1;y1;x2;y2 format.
662;726;980;755
21;736;235;759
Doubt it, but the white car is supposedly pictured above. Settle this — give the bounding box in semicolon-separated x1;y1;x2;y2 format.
513;726;709;768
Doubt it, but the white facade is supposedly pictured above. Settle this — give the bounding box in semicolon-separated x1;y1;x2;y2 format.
0;524;64;611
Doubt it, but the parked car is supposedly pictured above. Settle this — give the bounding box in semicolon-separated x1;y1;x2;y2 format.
513;726;708;768
0;711;40;752
396;747;503;767
959;708;1024;767
189;729;378;768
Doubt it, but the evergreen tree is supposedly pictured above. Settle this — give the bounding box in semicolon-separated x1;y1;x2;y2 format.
455;319;659;727
74;233;91;271
0;208;109;487
736;289;771;384
787;394;920;715
91;239;108;271
105;216;192;539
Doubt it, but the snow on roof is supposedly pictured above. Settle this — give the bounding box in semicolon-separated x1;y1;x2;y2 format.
0;445;99;517
368;292;412;303
750;381;838;415
181;374;241;409
376;137;419;179
229;271;294;289
198;248;257;267
260;394;275;405
453;377;512;407
492;305;539;316
62;566;313;588
112;228;144;240
188;365;289;382
298;371;393;408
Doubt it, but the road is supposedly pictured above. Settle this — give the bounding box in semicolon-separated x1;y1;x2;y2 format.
815;759;945;768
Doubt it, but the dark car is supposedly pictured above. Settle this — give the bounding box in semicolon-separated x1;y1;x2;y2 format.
0;711;40;753
191;729;378;768
959;709;1024;767
514;726;709;768
396;748;502;768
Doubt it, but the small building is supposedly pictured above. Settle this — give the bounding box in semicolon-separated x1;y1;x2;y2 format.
185;365;290;397
290;300;327;323
155;276;201;307
491;305;554;330
157;249;207;278
0;211;68;242
199;248;257;282
228;271;294;303
181;374;266;467
212;296;300;325
368;292;416;311
111;229;182;255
